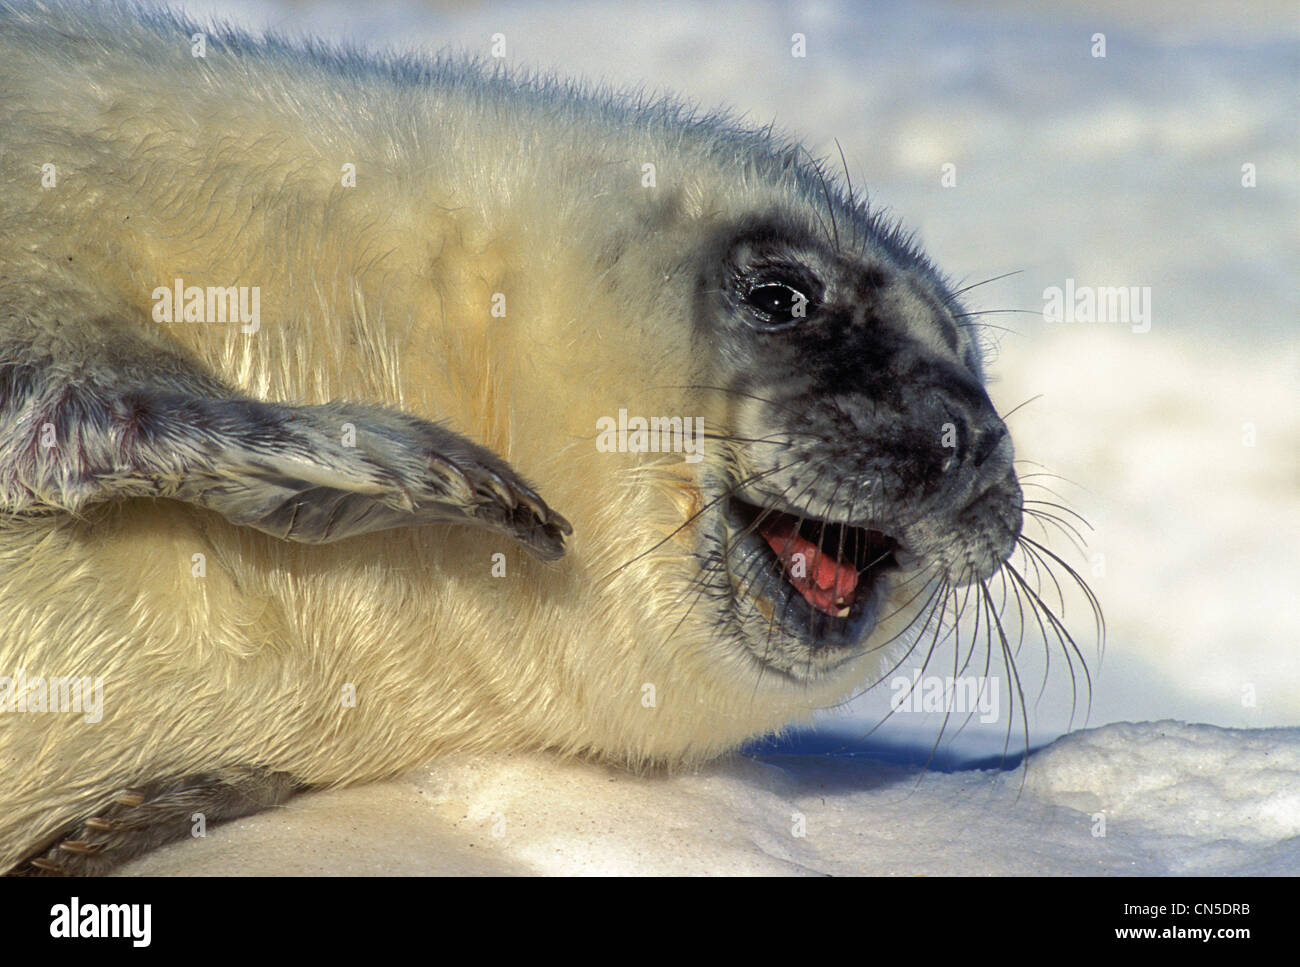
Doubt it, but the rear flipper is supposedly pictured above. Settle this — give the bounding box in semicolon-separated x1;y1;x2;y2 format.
14;768;305;876
0;351;571;559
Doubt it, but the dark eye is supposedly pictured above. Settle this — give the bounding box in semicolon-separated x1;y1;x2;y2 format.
743;279;816;327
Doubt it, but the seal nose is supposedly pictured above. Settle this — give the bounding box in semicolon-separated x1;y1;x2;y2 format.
970;421;1008;469
932;367;1004;465
928;366;1014;503
937;410;1007;472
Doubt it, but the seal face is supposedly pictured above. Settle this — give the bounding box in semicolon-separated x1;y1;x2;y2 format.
692;218;1022;680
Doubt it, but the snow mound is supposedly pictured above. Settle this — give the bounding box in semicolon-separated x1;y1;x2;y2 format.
1025;721;1300;844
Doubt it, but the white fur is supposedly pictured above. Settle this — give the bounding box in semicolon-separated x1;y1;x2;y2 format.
0;1;898;869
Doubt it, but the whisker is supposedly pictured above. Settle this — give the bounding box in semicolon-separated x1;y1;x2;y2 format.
949;308;1039;319
999;395;1044;422
1018;535;1106;648
1023;497;1095;531
596;460;796;585
981;579;1031;780
944;269;1024;304
1023;506;1089;556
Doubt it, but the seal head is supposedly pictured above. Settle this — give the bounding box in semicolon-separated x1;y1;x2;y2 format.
691;214;1021;681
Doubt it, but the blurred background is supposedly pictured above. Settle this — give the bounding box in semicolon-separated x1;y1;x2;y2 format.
171;0;1299;762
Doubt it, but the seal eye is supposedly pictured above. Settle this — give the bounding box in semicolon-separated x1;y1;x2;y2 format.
742;278;816;327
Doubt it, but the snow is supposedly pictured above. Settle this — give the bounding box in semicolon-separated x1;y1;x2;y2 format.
119;722;1300;876
108;0;1299;874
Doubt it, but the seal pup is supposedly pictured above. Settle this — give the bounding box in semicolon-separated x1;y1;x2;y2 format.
0;1;1098;874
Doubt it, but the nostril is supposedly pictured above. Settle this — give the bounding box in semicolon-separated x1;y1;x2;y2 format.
971;423;1007;468
939;410;969;471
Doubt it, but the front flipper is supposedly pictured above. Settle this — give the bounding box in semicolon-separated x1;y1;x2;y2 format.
177;398;573;560
0;363;571;560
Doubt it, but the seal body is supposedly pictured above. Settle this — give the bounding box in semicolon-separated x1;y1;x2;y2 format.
0;1;1040;874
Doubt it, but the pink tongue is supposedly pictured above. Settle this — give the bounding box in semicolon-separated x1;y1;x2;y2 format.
761;518;859;617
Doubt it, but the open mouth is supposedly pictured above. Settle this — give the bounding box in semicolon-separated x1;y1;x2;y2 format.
726;496;907;649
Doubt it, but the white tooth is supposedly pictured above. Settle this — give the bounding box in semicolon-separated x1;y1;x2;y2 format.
836;606;850;618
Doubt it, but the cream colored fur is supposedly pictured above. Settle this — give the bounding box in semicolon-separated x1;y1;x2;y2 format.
0;1;899;870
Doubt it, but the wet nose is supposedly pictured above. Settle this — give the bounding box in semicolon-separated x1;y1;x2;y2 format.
970;421;1008;468
933;368;1003;464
